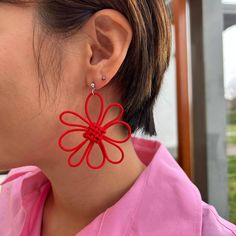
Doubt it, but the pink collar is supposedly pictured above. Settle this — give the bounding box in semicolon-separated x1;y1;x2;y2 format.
0;136;202;236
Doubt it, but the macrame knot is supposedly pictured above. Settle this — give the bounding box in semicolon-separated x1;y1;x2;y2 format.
83;123;106;144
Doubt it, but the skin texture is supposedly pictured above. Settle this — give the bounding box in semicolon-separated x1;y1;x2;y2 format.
0;3;147;235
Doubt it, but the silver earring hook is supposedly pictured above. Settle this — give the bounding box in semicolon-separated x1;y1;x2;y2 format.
101;75;106;81
91;82;96;95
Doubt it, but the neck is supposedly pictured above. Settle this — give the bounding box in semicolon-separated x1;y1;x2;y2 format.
39;138;146;233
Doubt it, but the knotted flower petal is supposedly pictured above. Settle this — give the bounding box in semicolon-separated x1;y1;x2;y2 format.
59;110;89;128
58;128;87;152
67;139;91;167
85;93;104;125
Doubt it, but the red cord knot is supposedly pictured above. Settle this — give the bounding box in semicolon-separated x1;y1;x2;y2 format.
83;123;106;144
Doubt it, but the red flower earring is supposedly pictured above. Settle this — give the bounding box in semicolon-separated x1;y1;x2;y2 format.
58;79;132;169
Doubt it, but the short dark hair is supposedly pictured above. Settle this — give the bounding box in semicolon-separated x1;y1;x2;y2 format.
3;0;172;136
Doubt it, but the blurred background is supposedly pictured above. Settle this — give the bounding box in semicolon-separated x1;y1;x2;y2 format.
0;0;236;224
139;0;236;223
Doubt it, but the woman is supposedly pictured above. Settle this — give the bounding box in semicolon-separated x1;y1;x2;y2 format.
0;1;235;235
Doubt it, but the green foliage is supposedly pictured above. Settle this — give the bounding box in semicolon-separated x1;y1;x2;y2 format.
228;124;236;132
228;111;236;124
228;135;236;145
228;156;236;224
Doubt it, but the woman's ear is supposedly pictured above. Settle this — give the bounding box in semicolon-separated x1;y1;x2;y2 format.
82;9;133;90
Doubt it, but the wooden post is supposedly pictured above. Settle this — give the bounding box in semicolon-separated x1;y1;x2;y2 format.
173;0;193;179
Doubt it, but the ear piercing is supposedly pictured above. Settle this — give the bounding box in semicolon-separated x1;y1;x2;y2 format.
101;75;107;81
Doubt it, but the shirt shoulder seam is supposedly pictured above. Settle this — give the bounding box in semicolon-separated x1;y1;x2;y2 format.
203;204;236;235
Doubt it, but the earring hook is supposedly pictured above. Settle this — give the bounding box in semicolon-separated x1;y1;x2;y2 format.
91;82;96;95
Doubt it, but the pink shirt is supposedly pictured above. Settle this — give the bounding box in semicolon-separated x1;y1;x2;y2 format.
0;136;236;236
